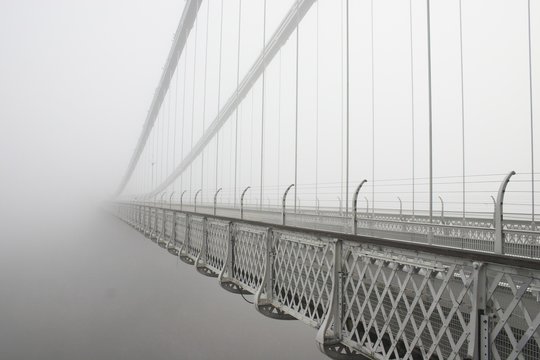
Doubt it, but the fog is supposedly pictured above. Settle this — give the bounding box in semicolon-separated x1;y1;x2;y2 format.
0;1;325;359
1;0;539;358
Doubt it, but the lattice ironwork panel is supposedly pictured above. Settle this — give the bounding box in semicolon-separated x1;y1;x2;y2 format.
164;211;173;240
486;266;540;360
341;245;475;360
206;219;229;273
188;217;204;258
157;211;164;236
504;230;540;259
150;209;156;231
174;213;187;248
273;232;334;327
233;224;267;293
432;226;495;253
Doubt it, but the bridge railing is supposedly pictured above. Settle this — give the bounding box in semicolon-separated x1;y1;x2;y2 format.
114;202;540;360
144;199;540;259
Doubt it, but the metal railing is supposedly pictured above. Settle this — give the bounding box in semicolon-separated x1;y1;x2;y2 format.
114;202;540;360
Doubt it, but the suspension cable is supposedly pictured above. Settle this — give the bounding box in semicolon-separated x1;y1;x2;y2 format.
426;0;434;225
371;0;375;216
345;0;349;215
217;0;225;202
315;0;319;206
180;39;189;194
459;0;466;221
277;49;282;204
260;0;267;210
233;0;242;207
341;0;344;213
294;0;300;213
527;0;535;225
409;0;415;218
173;56;179;193
190;16;199;198
167;74;172;186
201;0;210;202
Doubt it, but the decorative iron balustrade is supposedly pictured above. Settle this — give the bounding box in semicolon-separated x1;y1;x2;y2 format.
115;202;540;360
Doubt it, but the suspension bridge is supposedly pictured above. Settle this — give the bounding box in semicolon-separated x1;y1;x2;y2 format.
111;0;540;358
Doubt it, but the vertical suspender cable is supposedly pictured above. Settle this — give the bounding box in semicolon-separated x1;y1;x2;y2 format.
161;100;165;183
345;0;350;216
528;0;535;225
371;0;375;216
294;0;300;213
341;0;344;213
251;91;254;201
315;0;319;209
459;0;466;221
201;1;210;203
152;122;156;193
260;0;267;210
233;0;242;207
216;0;224;202
190;16;199;199
426;0;434;228
409;0;416;218
167;77;172;187
173;57;179;193
277;50;282;204
180;43;189;195
157;110;161;186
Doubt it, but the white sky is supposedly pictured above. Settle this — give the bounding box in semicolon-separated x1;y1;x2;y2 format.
1;0;539;219
0;0;185;214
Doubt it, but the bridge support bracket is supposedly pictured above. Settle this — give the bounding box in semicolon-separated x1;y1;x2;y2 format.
166;211;179;256
157;207;167;247
255;228;296;320
218;222;251;294
316;240;366;359
179;214;195;265
195;217;218;278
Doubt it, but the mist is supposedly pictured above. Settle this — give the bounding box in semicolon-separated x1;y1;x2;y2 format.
0;1;325;359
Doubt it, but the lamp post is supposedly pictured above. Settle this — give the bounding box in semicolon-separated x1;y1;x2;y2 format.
194;189;202;213
240;186;251;220
282;184;295;225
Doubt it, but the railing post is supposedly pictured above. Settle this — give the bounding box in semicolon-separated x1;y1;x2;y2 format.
352;180;368;235
180;190;187;211
213;188;222;216
398;196;403;219
282;184;295;225
337;196;342;216
467;262;488;360
494;171;515;254
194;189;202;213
240;186;251;220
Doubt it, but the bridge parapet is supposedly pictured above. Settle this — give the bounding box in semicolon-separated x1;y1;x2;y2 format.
114;202;540;360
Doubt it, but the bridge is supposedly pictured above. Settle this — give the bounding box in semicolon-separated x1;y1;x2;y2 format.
111;0;540;358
